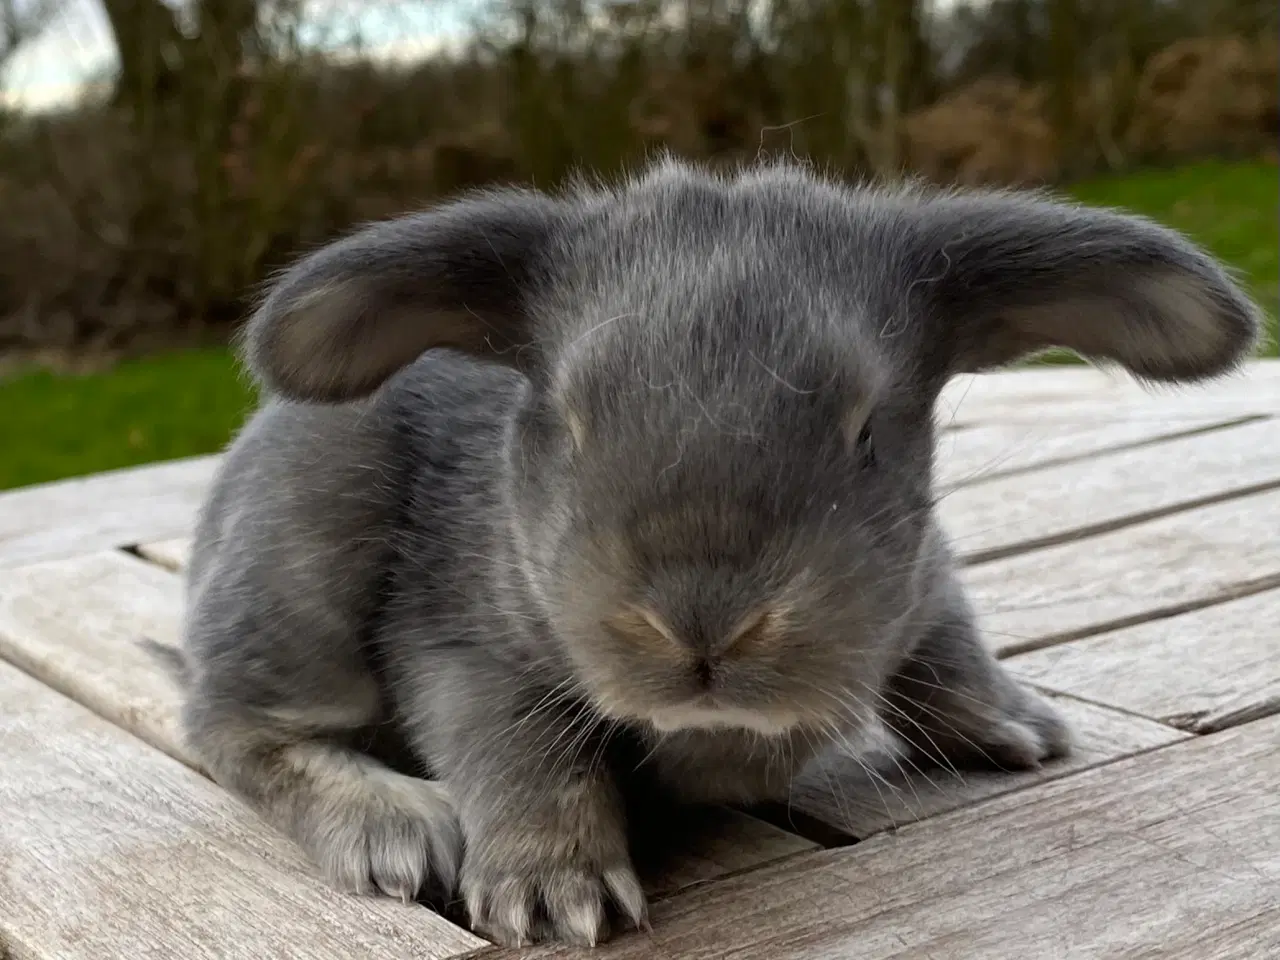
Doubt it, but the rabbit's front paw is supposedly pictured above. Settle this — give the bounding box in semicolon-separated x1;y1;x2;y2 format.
459;782;647;946
890;655;1073;773
294;760;462;903
961;680;1072;770
887;604;1075;774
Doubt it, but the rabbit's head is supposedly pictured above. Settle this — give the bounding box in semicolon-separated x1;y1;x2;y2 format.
242;157;1260;737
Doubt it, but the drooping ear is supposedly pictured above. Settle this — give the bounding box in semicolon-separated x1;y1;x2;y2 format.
239;187;565;402
900;189;1262;383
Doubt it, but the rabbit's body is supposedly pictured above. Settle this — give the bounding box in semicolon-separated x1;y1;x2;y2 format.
176;157;1261;947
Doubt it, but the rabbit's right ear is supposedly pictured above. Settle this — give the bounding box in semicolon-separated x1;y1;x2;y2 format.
240;188;564;402
896;189;1262;384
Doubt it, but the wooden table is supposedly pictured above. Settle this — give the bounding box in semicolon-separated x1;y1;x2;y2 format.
3;361;1278;960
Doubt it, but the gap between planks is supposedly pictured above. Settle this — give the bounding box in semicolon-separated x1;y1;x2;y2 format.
963;482;1280;661
778;689;1188;844
0;455;219;570
994;571;1280;657
1005;585;1280;736
934;416;1280;564
961;477;1280;567
937;413;1269;490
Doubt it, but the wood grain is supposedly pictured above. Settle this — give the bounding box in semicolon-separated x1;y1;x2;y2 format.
1006;586;1280;734
938;359;1280;427
934;416;1258;489
491;713;1280;960
938;418;1280;562
0;552;814;901
0;659;486;960
0;550;190;766
0;456;217;569
963;485;1280;654
784;691;1186;841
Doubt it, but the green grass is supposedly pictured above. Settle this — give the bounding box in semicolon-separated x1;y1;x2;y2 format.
0;158;1275;491
0;348;254;490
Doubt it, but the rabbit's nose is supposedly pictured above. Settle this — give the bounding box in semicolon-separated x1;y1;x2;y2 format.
692;656;716;690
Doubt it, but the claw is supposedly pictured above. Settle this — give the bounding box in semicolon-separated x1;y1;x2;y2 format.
462;863;647;946
604;865;650;930
551;881;606;947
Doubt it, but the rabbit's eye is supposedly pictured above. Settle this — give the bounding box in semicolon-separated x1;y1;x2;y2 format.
842;401;877;468
854;421;876;468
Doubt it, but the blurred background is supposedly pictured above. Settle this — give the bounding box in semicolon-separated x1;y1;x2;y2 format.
0;0;1276;490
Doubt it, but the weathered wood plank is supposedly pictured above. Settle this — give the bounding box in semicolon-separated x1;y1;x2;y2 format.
784;691;1186;841
494;713;1280;960
0;551;814;902
0;550;190;766
0;456;217;569
939;418;1280;562
0;660;486;960
1006;587;1280;734
964;485;1280;655
935;416;1259;489
938;360;1280;427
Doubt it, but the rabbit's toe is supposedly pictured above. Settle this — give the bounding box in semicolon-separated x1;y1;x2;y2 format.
302;766;462;903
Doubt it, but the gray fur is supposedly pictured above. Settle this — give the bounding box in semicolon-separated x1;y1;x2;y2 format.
179;156;1261;946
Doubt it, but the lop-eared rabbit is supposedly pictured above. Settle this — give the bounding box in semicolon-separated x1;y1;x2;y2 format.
174;157;1260;946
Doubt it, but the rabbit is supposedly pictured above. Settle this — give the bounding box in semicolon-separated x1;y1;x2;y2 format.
174;155;1261;948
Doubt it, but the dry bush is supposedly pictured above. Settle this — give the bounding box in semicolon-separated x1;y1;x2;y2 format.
0;60;489;353
901;31;1277;187
903;77;1059;186
0;110;196;352
0;1;1275;357
1127;34;1279;161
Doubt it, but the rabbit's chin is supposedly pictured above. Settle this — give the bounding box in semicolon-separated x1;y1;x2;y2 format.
591;690;809;737
645;701;803;736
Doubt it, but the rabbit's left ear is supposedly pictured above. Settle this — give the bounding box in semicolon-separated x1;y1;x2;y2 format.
239;187;565;403
900;190;1262;382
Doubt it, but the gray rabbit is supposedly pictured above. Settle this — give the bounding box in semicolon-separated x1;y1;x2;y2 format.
175;156;1260;947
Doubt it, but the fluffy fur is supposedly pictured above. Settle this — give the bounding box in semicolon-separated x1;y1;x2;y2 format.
177;156;1261;946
